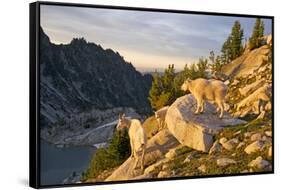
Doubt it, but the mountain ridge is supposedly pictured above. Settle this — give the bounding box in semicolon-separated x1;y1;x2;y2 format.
40;27;152;128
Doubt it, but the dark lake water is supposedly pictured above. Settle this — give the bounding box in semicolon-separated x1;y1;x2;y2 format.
40;140;96;186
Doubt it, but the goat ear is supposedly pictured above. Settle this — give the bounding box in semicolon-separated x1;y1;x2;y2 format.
121;113;125;119
119;113;122;119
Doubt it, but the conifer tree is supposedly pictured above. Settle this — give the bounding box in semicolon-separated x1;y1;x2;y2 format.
221;36;231;64
162;64;175;92
148;71;162;110
148;65;176;110
249;18;264;50
221;21;244;64
209;51;222;74
209;51;215;64
197;57;208;78
161;64;176;107
214;56;222;72
183;64;192;79
230;21;244;59
189;64;198;79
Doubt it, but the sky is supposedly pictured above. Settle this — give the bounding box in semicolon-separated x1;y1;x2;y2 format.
40;5;272;72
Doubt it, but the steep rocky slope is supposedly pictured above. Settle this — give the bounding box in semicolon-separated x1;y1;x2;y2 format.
84;102;272;182
40;27;152;129
84;41;272;183
223;45;272;118
221;45;271;79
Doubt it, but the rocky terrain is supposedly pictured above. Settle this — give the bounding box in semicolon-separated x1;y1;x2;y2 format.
40;28;153;146
85;101;272;182
40;27;152;129
223;44;272;119
83;41;272;182
41;107;142;147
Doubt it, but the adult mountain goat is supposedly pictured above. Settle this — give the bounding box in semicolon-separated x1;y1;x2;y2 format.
181;78;228;118
116;113;147;171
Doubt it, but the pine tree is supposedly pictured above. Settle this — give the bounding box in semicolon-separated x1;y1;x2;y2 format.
161;64;176;107
221;36;231;64
221;21;244;64
108;130;131;161
209;51;215;64
230;21;244;60
148;71;162;110
189;63;198;79
209;52;222;74
197;57;208;78
154;92;172;109
148;65;176;110
182;63;199;79
209;51;222;74
215;56;222;72
162;64;175;92
183;64;192;79
249;18;264;50
173;72;186;98
84;130;130;179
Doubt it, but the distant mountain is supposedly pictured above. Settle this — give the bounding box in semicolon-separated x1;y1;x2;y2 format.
40;27;152;128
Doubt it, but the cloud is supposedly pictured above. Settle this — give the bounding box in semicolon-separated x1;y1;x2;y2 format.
41;5;272;71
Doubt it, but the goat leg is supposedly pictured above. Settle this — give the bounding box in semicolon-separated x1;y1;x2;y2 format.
140;147;146;172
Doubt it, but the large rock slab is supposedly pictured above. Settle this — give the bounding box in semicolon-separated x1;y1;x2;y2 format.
235;83;272;117
222;45;270;79
165;95;246;152
105;129;179;181
238;79;265;96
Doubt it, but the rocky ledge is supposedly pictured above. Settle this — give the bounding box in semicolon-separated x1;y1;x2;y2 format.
165;94;246;152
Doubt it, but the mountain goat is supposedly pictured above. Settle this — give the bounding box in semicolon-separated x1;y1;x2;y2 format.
116;113;147;171
181;78;228;118
155;106;169;130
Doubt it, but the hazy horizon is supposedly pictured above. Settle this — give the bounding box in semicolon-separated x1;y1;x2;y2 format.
41;5;272;72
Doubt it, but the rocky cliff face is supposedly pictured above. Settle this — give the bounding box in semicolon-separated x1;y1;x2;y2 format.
222;45;271;79
40;27;152;128
223;45;272;119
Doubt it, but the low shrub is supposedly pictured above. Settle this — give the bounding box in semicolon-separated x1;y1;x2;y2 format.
83;130;131;179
